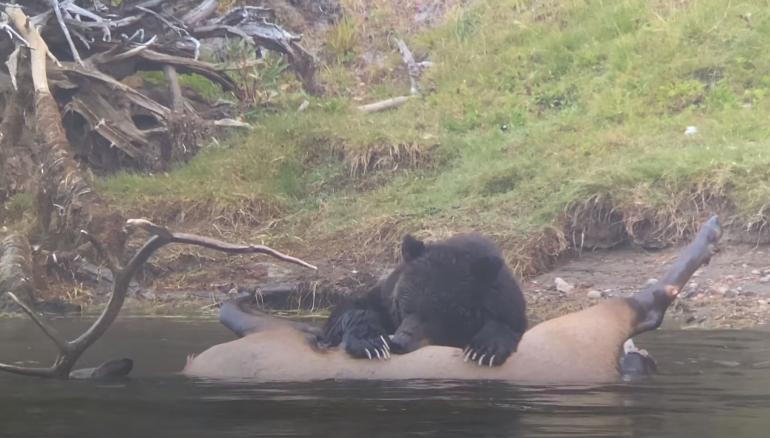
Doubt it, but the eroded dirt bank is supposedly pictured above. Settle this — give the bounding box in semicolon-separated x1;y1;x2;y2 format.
529;242;770;329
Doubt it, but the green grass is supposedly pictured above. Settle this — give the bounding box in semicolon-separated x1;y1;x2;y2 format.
0;192;34;226
100;0;770;272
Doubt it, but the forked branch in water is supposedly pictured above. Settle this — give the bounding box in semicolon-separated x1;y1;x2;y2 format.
0;219;317;379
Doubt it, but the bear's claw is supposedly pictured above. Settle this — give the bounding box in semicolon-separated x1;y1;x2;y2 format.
344;334;391;360
463;320;522;367
463;347;498;367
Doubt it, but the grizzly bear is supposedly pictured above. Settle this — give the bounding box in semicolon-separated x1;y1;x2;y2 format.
322;233;527;367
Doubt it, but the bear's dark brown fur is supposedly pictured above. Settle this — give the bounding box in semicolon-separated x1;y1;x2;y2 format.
322;233;527;366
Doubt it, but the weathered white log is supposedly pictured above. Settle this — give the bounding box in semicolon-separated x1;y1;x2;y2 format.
357;95;414;113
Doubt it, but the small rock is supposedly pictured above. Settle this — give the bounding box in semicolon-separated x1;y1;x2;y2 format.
725;275;736;281
713;285;729;295
645;278;658;286
554;277;575;294
586;290;603;299
724;289;738;298
759;299;768;306
760;275;770;284
713;360;740;368
688;282;698;289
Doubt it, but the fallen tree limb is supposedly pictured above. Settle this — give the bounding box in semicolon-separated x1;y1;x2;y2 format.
6;5;127;259
393;37;420;95
0;218;316;379
0;234;36;310
357;95;414;113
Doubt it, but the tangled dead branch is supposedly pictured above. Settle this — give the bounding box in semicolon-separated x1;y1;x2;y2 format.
0;0;318;175
0;1;324;315
0;218;317;379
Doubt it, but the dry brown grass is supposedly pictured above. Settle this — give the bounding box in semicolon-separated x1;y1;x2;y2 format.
344;141;428;177
108;196;284;231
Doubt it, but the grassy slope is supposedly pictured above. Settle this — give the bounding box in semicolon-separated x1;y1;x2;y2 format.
99;0;770;274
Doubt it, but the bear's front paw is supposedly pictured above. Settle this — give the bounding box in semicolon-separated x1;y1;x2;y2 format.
464;324;521;367
343;335;391;360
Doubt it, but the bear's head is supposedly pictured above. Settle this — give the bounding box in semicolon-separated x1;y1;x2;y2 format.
389;234;505;352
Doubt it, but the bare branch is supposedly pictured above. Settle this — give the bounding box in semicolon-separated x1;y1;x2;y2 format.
0;13;30;46
49;0;83;65
5;292;70;354
137;6;188;37
5;44;19;90
393;37;420;95
80;230;120;272
125;218;317;270
164;65;184;112
6;6;51;94
87;35;157;64
182;0;219;26
213;118;251;128
171;233;318;270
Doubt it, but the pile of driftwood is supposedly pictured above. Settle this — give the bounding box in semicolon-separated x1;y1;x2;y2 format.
0;0;320;312
1;0;318;177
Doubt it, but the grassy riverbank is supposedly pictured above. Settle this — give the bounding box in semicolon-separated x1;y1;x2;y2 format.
99;0;770;274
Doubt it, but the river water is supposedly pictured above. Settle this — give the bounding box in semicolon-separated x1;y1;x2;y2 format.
1;318;770;437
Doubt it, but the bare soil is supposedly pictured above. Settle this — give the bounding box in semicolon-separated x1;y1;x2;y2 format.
529;241;770;329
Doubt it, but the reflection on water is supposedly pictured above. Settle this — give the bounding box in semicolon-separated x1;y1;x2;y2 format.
1;318;770;437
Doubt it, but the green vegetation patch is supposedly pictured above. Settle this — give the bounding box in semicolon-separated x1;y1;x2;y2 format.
101;0;770;274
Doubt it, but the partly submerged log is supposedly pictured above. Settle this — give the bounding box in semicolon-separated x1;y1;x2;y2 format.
183;216;722;384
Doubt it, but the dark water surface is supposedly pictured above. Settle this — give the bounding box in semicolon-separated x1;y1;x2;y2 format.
1;318;770;437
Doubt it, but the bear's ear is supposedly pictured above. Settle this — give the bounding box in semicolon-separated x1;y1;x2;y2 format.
470;255;503;283
401;234;425;262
